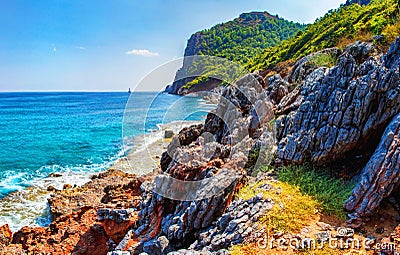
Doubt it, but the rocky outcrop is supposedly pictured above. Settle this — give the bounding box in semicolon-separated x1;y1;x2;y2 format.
287;48;342;84
0;224;12;248
276;39;399;166
135;144;248;245
127;73;276;253
273;37;400;225
48;169;139;218
0;170;143;255
344;113;400;227
189;194;273;252
11;207;110;255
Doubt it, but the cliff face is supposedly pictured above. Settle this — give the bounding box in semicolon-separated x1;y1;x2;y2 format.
165;12;305;95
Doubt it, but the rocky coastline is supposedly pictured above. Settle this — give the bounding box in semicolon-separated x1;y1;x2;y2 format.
0;37;399;254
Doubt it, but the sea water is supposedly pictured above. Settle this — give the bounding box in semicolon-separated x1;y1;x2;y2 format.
0;91;214;231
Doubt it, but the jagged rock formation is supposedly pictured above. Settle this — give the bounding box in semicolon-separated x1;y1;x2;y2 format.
344;113;400;227
277;38;400;227
275;37;400;225
276;39;400;166
189;194;273;252
126;73;275;253
117;38;400;253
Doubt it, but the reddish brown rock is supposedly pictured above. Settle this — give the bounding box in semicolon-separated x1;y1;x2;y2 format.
0;224;12;247
48;169;139;218
1;244;26;255
97;208;139;244
101;178;143;209
0;169;144;254
11;207;108;255
101;219;134;245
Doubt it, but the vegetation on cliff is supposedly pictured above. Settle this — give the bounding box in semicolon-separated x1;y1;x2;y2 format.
171;0;399;93
188;12;306;65
167;12;305;94
247;0;400;72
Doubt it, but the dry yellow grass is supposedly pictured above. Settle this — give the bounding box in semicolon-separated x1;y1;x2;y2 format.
382;22;400;46
237;181;319;233
336;31;374;49
231;180;374;255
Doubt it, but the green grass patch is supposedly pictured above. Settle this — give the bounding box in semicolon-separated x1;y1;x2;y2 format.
308;53;338;68
276;164;355;219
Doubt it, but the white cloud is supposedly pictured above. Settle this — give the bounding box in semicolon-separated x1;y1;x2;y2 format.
76;46;86;50
53;47;57;52
125;49;159;57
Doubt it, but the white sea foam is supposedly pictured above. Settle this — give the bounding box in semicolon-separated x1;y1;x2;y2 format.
0;120;203;232
0;159;119;232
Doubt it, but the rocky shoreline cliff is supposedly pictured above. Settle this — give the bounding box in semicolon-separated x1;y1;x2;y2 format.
1;0;399;253
1;36;399;255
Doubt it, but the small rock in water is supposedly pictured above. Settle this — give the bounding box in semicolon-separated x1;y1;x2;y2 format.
48;173;63;178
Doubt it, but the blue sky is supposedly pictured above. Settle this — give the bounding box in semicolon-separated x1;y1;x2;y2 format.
0;0;346;92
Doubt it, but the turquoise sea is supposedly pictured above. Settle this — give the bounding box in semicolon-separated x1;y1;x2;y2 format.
0;92;213;230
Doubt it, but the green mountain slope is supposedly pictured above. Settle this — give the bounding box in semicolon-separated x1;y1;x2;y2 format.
247;0;400;73
166;12;306;94
167;0;399;95
188;12;306;65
